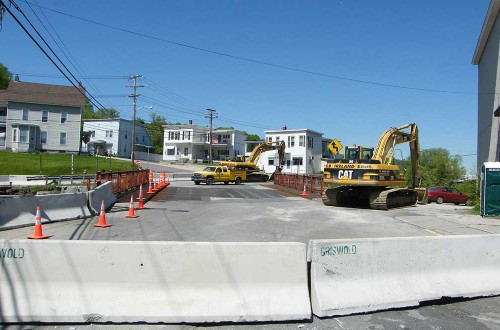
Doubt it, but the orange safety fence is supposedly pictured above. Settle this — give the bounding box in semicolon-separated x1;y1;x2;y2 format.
96;170;150;195
273;173;324;196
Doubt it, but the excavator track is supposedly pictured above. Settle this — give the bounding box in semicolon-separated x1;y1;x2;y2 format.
369;188;418;210
323;187;418;210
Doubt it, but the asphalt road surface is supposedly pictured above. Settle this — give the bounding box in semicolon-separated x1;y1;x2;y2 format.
2;179;500;330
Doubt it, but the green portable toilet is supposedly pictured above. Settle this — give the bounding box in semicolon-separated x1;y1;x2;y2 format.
481;162;500;217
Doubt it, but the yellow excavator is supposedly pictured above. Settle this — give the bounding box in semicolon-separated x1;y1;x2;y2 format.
219;140;286;182
322;123;426;210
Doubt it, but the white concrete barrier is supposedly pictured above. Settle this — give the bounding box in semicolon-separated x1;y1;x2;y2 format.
308;235;500;317
0;193;92;228
0;240;311;323
87;182;116;215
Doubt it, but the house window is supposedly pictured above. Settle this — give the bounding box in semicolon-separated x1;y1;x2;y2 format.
41;131;48;144
267;137;272;143
184;148;188;156
19;127;28;142
42;110;48;122
22;109;29;121
61;112;68;124
167;148;175;156
288;136;295;148
60;132;66;145
12;128;18;142
276;136;280;142
142;136;145;142
299;135;305;147
307;136;314;148
106;130;113;138
293;157;303;166
268;158;275;166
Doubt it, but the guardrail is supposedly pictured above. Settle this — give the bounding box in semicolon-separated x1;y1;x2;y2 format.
27;170;150;196
273;173;324;196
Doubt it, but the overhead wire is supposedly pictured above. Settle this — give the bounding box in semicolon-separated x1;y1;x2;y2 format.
21;0;481;95
0;0;110;112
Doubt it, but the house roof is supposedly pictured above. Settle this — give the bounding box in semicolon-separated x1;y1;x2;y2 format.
473;0;500;65
0;80;86;108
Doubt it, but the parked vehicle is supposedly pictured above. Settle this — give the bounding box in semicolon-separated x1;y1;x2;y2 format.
191;165;246;185
427;186;469;205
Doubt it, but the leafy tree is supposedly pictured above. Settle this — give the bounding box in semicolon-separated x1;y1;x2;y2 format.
82;99;97;119
0;63;12;89
146;112;167;154
406;148;465;187
95;108;120;118
245;133;262;152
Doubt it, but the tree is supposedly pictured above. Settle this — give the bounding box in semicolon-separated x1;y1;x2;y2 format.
245;134;262;152
0;63;12;89
406;148;465;187
146;112;167;154
95;108;120;119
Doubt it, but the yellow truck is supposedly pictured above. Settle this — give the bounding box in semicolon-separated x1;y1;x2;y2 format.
191;165;247;185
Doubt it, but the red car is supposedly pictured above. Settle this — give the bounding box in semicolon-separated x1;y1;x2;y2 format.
427;186;469;205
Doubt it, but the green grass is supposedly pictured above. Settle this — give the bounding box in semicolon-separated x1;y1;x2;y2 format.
0;151;138;175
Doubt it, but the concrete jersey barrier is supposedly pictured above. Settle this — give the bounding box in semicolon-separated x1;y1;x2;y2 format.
308;235;500;317
0;240;311;323
87;181;116;215
0;193;92;229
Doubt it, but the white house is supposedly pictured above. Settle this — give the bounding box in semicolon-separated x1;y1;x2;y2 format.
163;123;246;162
0;79;85;153
260;128;324;175
473;0;500;170
82;119;151;158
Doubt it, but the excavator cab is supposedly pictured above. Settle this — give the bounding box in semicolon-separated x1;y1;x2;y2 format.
345;146;374;161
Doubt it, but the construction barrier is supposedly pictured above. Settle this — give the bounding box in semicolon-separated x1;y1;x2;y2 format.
0;240;311;323
274;173;324;196
307;235;500;317
87;182;116;215
0;193;92;229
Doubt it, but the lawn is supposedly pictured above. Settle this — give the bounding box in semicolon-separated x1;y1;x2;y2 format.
0;151;138;175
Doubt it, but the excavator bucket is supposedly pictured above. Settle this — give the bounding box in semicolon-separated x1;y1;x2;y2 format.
415;188;428;205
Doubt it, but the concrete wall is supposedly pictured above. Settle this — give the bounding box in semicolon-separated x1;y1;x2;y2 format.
477;4;500;170
0;240;311;323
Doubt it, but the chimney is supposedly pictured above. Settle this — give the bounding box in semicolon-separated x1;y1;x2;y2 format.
14;74;20;82
189;120;193;125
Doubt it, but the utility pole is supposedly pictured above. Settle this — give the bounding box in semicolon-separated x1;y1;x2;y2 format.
127;75;143;165
206;109;218;164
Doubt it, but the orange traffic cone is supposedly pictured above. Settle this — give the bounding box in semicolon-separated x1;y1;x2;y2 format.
27;206;51;239
153;179;159;191
94;200;112;228
136;184;144;200
125;195;138;218
138;196;145;210
147;181;154;194
301;183;308;197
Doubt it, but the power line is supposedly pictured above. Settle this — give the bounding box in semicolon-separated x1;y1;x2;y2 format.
0;0;105;110
22;1;481;95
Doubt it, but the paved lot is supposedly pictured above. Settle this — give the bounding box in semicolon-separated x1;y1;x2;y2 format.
2;180;500;329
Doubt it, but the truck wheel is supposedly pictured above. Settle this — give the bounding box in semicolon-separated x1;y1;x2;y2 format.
206;177;214;185
224;181;229;185
235;177;242;185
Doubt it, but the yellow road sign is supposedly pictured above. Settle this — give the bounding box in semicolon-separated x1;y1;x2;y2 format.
328;139;343;155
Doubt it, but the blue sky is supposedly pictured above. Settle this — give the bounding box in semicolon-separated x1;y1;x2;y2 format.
0;0;490;171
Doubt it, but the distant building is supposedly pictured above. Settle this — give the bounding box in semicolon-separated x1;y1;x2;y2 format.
82;118;151;158
162;123;246;162
472;0;500;170
0;78;85;153
261;128;324;175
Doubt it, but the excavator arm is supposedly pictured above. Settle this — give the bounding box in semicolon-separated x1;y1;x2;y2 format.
371;123;419;188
